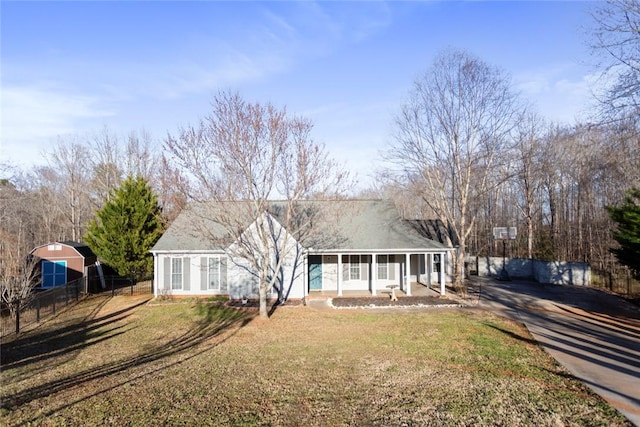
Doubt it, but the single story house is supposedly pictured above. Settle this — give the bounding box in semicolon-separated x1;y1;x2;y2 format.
30;241;97;288
151;200;453;300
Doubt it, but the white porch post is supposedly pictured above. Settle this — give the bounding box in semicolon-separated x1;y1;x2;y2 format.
422;253;427;285
153;254;159;298
427;253;432;289
439;252;446;295
337;253;343;296
303;253;308;298
371;253;377;296
405;253;411;296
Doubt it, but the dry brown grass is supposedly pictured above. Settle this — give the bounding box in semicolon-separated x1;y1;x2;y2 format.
0;295;631;426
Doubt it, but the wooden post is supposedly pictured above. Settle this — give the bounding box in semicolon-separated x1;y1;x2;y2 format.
15;300;20;335
609;271;613;291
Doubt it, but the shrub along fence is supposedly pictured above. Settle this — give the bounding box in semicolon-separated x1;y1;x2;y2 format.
1;278;84;338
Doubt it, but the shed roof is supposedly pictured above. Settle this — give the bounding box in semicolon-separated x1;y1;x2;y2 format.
152;199;451;253
30;241;96;259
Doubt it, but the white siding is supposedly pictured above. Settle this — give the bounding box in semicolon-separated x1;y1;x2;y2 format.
227;259;260;299
154;253;228;297
316;255;401;292
226;250;306;299
321;255;338;291
372;258;401;291
226;214;306;300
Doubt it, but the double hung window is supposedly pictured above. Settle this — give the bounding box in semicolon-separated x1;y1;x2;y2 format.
349;255;360;280
208;257;220;290
377;255;388;280
171;258;183;290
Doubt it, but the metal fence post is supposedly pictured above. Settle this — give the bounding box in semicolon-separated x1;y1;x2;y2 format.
36;298;40;322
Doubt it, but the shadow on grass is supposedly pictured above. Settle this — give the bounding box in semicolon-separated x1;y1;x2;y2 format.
2;299;254;423
484;323;539;347
1;297;149;368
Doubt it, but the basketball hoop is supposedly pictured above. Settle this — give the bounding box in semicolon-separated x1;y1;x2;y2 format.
493;226;516;281
492;227;517;241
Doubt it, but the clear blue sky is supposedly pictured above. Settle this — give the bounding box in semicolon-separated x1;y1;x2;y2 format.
1;1;598;188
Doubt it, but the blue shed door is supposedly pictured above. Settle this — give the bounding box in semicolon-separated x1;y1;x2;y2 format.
309;255;322;290
42;260;67;287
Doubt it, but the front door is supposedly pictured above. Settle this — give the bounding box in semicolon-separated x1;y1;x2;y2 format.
308;255;322;290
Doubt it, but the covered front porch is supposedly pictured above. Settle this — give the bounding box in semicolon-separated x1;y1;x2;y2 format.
305;251;450;298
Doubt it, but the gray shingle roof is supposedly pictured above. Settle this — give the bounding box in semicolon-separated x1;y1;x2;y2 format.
151;199;451;253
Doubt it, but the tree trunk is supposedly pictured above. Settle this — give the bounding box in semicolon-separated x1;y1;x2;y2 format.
14;300;20;335
527;214;534;259
259;286;268;319
259;270;269;319
455;239;466;294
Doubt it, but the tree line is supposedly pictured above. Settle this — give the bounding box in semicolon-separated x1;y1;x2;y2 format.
381;115;640;272
0;129;184;280
2;0;640;302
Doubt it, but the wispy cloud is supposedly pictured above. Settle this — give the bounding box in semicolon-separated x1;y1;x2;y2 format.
515;64;600;123
131;3;393;101
0;84;114;164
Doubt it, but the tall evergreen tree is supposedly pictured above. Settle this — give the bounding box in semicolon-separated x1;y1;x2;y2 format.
86;175;164;283
607;188;640;278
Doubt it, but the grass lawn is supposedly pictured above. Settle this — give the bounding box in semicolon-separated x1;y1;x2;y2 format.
0;295;630;426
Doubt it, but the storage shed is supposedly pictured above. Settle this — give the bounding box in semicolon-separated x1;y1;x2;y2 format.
30;241;97;288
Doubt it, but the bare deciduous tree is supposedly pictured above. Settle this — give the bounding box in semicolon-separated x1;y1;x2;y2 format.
124;129;158;181
48;139;92;241
513;113;547;259
1;254;40;332
165;91;350;318
591;0;640;119
387;49;523;288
